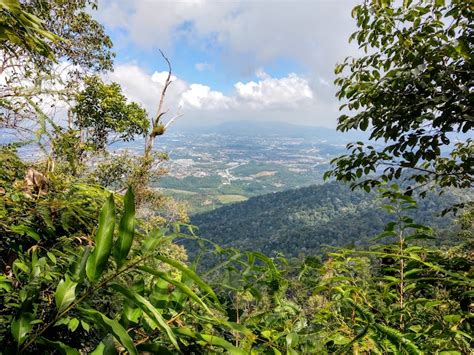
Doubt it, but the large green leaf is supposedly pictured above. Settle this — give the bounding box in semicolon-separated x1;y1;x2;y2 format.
114;188;135;268
110;283;179;350
86;194;115;282
79;308;137;355
153;255;221;308
139;266;211;314
55;276;78;314
11;312;35;346
174;327;247;354
71;246;90;283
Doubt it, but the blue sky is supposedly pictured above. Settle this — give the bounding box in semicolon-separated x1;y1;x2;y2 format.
95;0;359;128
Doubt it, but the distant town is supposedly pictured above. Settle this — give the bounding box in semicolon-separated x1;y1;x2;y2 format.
118;128;354;213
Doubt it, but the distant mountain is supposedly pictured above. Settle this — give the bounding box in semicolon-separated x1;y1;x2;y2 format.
186;181;467;258
176;120;368;143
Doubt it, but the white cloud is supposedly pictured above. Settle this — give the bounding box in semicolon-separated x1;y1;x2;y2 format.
151;71;177;85
107;66;188;116
234;72;313;109
94;0;361;126
106;64;317;124
97;0;359;80
180;83;231;109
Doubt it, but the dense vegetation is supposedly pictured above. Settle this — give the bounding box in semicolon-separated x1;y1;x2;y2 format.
1;0;472;354
189;182;471;257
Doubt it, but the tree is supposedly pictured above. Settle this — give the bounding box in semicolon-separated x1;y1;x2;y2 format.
73;75;149;151
326;0;473;194
0;0;113;144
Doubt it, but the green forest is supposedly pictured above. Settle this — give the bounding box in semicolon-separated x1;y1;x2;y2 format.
190;182;472;258
0;0;472;354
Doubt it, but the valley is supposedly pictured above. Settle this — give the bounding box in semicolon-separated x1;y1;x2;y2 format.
144;121;366;213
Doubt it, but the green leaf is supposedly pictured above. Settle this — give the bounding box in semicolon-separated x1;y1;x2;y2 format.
109;283;179;350
11;312;35;345
71;246;90;283
86;194;116;282
174;327;247;355
80;320;90;332
443;315;461;323
154;254;221;308
90;335;116;355
10;225;40;241
114;188;135;268
409;325;422;333
55;276;78;314
68;318;80;332
138;266;212;314
38;338;80;355
47;252;57;264
79;308;137;355
0;274;12;292
329;332;350;345
374;322;422;355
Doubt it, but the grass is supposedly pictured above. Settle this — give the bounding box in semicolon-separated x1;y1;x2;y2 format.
216;194;248;204
161;188;198;195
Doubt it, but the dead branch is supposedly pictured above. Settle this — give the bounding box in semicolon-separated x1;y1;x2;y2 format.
153;49;173;128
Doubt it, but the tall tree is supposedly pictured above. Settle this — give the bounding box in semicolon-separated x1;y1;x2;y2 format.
326;0;473;195
0;0;113;146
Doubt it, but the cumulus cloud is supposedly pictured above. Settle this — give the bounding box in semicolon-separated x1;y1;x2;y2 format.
107;66;188;115
106;64;316;124
97;0;358;79
94;0;361;126
234;72;313;109
180;84;232;109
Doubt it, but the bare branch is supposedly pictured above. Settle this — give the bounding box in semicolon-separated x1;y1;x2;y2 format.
153;50;173;128
164;113;184;130
164;106;183;130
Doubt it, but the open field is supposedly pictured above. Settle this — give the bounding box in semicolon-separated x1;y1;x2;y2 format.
216;194;248;203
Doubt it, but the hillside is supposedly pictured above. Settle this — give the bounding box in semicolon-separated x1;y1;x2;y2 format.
187;182;467;257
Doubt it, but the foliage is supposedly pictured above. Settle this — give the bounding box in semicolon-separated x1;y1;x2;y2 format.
0;0;113;132
0;0;60;59
20;0;113;71
1;1;473;353
2;179;472;353
327;0;473;193
73;76;149;151
0;146;110;269
297;190;473;353
190;181;470;258
0;186;305;353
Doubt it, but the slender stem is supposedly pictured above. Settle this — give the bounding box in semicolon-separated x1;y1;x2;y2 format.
397;209;405;332
20;255;150;352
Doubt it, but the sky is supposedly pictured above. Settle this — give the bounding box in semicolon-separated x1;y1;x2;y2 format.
94;0;359;128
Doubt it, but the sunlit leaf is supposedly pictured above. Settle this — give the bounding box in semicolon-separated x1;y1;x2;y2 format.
114;187;135;268
86;194;115;282
55;276;77;314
